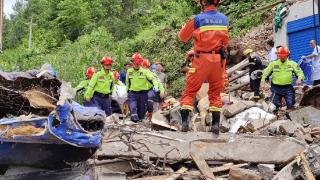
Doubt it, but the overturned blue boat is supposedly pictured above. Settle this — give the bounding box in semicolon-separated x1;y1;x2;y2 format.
0;66;105;169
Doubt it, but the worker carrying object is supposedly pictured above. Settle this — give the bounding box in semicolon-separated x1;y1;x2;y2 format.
178;0;228;134
126;53;159;122
243;49;264;101
75;67;97;107
142;58;166;119
84;57;115;116
261;47;305;110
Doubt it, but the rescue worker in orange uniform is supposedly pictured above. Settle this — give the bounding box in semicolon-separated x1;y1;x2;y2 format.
178;0;229;134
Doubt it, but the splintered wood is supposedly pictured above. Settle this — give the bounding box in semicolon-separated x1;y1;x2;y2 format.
1;125;44;137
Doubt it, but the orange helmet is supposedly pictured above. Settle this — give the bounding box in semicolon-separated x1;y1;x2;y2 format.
113;71;119;80
142;58;151;68
86;67;97;79
186;50;195;59
277;46;290;59
131;53;143;65
101;56;113;65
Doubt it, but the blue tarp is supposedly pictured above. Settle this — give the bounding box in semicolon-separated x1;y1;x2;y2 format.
297;58;313;85
0;102;102;148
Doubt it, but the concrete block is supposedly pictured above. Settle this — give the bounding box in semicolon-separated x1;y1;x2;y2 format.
258;164;275;180
289;106;320;128
229;167;262;180
223;101;256;118
279;121;300;136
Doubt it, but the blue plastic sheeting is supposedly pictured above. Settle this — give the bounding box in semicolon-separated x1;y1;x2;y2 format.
72;101;106;119
48;102;102;148
297;58;313;85
0;102;102;148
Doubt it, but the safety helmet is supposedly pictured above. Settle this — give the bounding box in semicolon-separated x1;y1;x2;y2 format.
186;50;195;59
131;53;143;65
243;49;253;56
142;58;151;68
113;71;119;81
277;46;290;59
101;56;113;65
194;0;220;6
86;67;97;79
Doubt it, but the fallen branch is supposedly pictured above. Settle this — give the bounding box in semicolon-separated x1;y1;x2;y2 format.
299;152;316;180
244;0;286;16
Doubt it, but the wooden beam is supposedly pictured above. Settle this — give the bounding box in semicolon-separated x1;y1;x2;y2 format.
229;69;249;83
225;82;250;93
210;163;248;174
191;152;216;180
227;59;249;76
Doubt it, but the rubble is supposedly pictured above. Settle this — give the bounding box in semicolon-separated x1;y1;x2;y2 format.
257;164;275;180
229;167;261;180
223;100;256;118
289;106;320;127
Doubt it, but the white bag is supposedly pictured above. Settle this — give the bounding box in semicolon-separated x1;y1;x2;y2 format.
112;85;128;104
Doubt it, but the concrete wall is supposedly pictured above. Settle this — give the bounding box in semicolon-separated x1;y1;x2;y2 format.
274;0;318;46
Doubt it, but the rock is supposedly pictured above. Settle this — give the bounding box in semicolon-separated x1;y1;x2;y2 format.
289;106;320;128
305;145;320;177
266;120;302;136
279;121;300;136
304;133;314;143
241;92;255;100
272;160;304;180
266;120;288;135
257;164;275;180
223;101;256;118
260;100;276;113
229;167;262;180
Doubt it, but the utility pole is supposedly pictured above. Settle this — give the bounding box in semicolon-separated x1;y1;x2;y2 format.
26;18;36;49
0;0;3;53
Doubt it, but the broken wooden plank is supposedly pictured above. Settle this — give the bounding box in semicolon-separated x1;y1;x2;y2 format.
210;163;248;174
166;166;188;180
190;152;216;180
244;0;286;16
227;59;249;76
229;167;261;180
151;118;178;131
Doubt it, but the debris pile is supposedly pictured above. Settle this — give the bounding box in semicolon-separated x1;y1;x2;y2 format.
92;52;320;179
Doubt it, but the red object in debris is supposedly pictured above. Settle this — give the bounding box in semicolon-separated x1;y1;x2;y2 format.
161;102;170;110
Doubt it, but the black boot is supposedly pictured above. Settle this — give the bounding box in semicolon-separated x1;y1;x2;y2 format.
180;109;190;132
211;112;220;135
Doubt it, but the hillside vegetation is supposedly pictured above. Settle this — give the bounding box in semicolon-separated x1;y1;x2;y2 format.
0;0;278;96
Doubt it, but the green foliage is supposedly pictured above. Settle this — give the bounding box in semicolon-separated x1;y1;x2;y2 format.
0;0;274;96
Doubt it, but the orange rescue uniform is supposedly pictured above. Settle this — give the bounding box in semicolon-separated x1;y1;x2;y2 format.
179;5;229;112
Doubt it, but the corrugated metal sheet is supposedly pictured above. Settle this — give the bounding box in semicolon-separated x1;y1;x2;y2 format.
287;14;320;84
288;15;320;61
